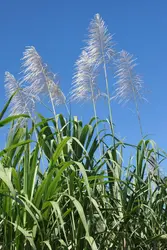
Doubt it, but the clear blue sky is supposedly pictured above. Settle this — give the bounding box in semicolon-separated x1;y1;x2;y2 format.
0;0;167;152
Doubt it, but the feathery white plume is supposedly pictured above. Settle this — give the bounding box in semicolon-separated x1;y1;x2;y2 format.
86;14;115;140
86;13;115;66
47;78;66;105
4;72;35;117
5;72;19;98
70;50;100;102
22;46;65;105
114;50;143;105
71;14;114;103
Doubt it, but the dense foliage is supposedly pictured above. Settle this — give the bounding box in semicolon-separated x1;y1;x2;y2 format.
0;98;167;249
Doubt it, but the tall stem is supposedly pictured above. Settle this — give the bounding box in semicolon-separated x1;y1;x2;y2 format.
40;65;62;143
103;62;115;145
134;96;143;138
128;69;143;138
97;28;115;145
40;62;58;123
90;81;102;157
47;83;57;121
64;100;70;117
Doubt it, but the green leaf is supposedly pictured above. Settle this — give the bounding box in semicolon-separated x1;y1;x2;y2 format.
10;222;36;250
43;240;52;250
0;140;32;157
0;91;17;120
85;236;98;250
0;163;15;196
65;195;89;235
0;114;29;127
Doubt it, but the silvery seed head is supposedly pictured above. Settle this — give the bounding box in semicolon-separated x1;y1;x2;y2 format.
22;46;65;106
114;50;143;105
4;72;35;117
70;50;100;103
47;78;66;105
86;13;115;66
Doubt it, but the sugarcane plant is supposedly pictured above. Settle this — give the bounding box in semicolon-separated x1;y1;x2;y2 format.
0;13;166;250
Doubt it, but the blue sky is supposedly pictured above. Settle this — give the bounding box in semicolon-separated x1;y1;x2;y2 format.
0;0;167;153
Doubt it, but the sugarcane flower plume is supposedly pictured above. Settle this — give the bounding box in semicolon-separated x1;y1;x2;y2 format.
86;13;115;66
114;50;144;105
21;46;65;105
4;71;35;117
70;50;100;103
47;78;66;105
